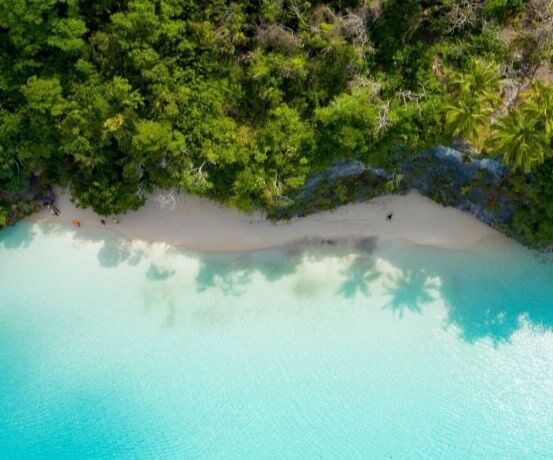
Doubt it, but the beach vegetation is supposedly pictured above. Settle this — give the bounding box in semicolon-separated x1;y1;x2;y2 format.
0;0;552;245
489;109;552;173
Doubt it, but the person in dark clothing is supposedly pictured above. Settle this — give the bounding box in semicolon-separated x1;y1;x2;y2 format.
101;219;106;226
47;204;60;216
386;212;393;222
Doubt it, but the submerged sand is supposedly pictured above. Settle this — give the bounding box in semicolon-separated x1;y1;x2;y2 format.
28;189;502;251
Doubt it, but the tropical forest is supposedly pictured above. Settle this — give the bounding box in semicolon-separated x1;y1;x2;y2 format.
1;0;552;247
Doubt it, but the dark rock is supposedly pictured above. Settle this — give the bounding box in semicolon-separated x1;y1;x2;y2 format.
273;147;525;247
302;160;390;192
497;195;515;224
274;160;393;219
401;145;514;232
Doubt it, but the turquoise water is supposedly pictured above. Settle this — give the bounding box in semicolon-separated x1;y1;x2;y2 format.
1;222;552;459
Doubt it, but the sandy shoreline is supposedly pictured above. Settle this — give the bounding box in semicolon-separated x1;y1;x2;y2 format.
27;189;502;252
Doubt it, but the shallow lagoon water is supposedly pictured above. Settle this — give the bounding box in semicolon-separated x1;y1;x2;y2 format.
1;222;552;459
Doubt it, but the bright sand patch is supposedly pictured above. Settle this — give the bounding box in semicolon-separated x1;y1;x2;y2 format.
28;189;502;251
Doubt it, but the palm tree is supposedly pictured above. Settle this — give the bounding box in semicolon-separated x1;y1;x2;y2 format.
448;58;501;102
520;80;553;139
445;93;496;147
445;59;502;147
489;109;552;173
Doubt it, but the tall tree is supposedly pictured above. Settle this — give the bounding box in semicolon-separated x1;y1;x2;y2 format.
445;93;496;147
489;109;552;173
444;59;501;147
520;80;553;140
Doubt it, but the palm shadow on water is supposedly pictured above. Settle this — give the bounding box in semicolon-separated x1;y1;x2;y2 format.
336;255;380;299
71;227;171;280
4;220;553;343
438;250;553;343
38;223;177;283
331;241;437;318
381;268;435;318
146;264;175;281
191;238;364;301
140;248;305;327
194;249;302;296
96;237;139;268
116;233;553;342
377;241;553;343
195;254;255;296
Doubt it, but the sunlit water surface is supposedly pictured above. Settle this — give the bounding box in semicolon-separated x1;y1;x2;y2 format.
1;222;552;459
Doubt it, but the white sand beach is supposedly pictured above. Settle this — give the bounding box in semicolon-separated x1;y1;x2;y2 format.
28;189;502;251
